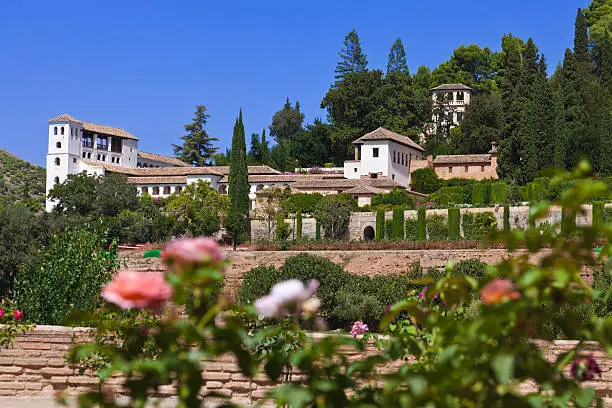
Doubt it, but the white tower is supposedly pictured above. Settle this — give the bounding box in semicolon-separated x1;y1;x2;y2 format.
45;114;83;212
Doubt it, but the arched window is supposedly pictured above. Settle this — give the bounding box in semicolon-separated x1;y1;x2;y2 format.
53;127;57;135
60;127;65;135
175;186;182;193
456;91;464;101
152;186;160;195
163;186;171;194
56;142;61;149
54;176;60;185
141;186;148;195
219;185;227;194
54;157;60;166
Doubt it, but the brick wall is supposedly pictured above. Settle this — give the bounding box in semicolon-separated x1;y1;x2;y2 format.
0;327;610;402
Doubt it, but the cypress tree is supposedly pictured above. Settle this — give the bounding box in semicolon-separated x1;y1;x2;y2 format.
503;205;511;232
375;209;385;241
448;208;460;240
574;8;589;64
296;210;303;240
417;207;426;241
387;38;409;75
599;107;612;175
260;128;271;165
553;89;568;168
562;49;590;168
592;202;604;229
334;29;368;82
228;110;250;245
315;220;321;241
392;207;404;240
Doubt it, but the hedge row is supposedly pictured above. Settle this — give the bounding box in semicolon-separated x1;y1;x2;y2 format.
238;253;487;330
431;182;508;207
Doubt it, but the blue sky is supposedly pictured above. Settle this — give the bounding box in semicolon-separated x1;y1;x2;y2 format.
0;0;589;166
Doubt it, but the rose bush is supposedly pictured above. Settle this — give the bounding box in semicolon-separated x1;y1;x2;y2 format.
68;162;612;408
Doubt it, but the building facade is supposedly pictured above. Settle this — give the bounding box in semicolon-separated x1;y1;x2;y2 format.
430;83;472;131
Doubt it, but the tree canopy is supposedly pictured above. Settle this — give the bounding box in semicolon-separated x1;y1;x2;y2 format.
173;106;218;166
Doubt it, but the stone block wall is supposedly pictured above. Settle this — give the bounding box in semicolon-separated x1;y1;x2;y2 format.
0;327;610;402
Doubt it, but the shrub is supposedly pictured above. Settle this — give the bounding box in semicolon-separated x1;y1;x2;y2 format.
462;212;474;239
490;183;507;204
471;183;490;207
315;195;353;239
592;202;604;229
14;222;120;325
452;259;486;280
295;211;303;240
384;219;393;240
473;212;498;238
448;208;460;240
431;186;465;207
410;167;442;194
375;209;385;241
315;220;321;240
284;193;324;214
503;205;510;232
426;214;448;241
275;213;291;241
391;207;404;240
404;218;418;241
417;207;426;241
237;265;279;304
371;188;416;209
561;208;576;236
333;288;384;330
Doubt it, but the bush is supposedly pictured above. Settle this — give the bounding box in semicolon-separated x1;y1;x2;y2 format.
392;207;404;240
490;183;508;204
461;213;475;240
410;167;442;194
452;259;486;280
561;208;576;236
404;218;418;241
333;288;384;330
448;208;460;240
295;211;303;240
417;207;426;241
471;212;498;239
14;222;120;324
237;265;279;304
471;183;491;207
284;193;324;214
371;188;416;209
384;219;393;240
315;220;321;240
426;214;448;241
375;209;385;241
275;213;291;241
592;202;604;229
431;186;465;207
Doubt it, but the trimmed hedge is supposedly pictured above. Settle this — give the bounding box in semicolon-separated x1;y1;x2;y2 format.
375;209;385;241
462;211;497;240
561;208;576;236
490;183;507;204
315;220;321;240
426;214;448;241
503;205;510;232
405;218;418;242
448;208;460;240
416;207;426;241
392;207;404;240
593;202;604;229
471;183;491;207
295;210;302;240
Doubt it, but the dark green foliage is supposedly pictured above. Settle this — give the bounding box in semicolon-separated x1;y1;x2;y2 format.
529;206;537;229
453;93;503;154
391;207;404;240
48;172;98;216
237;265;279;304
333;285;384;329
384;219;393;240
371;188;416;209
14;222;120;324
593;202;605;229
430;44;499;93
448;208;460;240
561;208;576;236
453;259;487;280
430;186;466;207
387;38;409;75
295;211;302;240
290;120;332;167
490;183;508;204
404;218;418;241
426;214;448;241
0;149;45;211
471;183;489;206
462;212;498;240
284;193;323;214
269;98;304;141
228;110;250;244
315;220;321;240
417;207;426;241
314;195;354;239
335;29;368;82
503;205;511;232
375;209;385;241
410;167;442;194
172;105;218;166
275;213;290;241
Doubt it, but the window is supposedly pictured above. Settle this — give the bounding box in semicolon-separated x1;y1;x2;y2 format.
56;142;61;149
116;158;120;164
72;158;77;163
372;148;379;158
111;157;115;163
102;155;106;162
97;136;108;150
60;127;64;135
393;151;396;163
449;166;453;173
464;166;468;172
457;112;464;122
55;158;60;166
392;174;395;180
175;186;182;193
481;166;485;172
87;152;91;159
54;176;59;184
456;91;464;101
111;137;123;153
82;135;93;148
82;152;86;158
97;154;101;161
53;127;57;135
141;186;148;195
152;186;160;195
163;186;171;194
354;167;358;172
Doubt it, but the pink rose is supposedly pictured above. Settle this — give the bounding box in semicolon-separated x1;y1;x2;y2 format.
254;279;319;317
162;237;226;273
13;309;23;322
350;320;369;337
102;270;173;312
481;279;521;305
0;308;5;318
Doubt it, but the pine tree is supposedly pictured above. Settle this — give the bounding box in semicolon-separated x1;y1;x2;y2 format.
562;49;590;168
227;110;250;245
553;89;568;168
574;8;589;64
335;29;368;82
172;106;218;166
260;128;271;165
598;106;612;175
600;34;612;97
387;38;409;75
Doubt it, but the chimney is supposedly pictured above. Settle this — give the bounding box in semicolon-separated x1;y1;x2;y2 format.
427;155;434;168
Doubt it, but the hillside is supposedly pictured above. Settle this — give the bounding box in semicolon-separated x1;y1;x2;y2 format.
0;148;45;210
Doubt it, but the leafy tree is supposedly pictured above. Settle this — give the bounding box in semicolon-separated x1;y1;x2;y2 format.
371;188;416;209
314;195;354;239
269;98;304;141
172;106;218;166
431;44;499;93
453;93;503;154
95;173;139;217
599;107;612;175
255;188;291;241
586;0;612;41
387;38;409;75
270;140;297;172
249;129;271;165
412;65;432;91
410;167;442;194
290;119;332;167
228;111;250;245
164;181;229;237
48;172;98;216
334;29;368;82
211;149;231;166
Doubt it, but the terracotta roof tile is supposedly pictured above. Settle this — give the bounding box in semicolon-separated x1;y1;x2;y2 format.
353;127;425;152
137;151;190;167
433;154;492;165
127;176;187;184
430;83;472;91
342;185;386;195
49;114;138;140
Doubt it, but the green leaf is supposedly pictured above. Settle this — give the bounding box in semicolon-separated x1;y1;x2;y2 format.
491;353;515;384
574;386;594;408
264;357;283;380
407;376;427;396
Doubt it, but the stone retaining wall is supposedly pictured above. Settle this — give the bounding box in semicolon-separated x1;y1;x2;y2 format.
0;327;610;403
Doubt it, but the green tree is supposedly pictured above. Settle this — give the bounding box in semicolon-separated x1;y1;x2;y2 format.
452;93;503;154
412;65;432;91
290;119;332;167
410;167;442;194
387;38;409;75
586;0;612;41
431;44;499;93
269;98;304;141
164;181;229;237
553;89;568;168
48;172;98;216
227;110;250;245
314;195;354;239
95;173;139;217
172;106;218;166
335;29;368;82
248;130;271;165
210;149;231;166
599;107;612;174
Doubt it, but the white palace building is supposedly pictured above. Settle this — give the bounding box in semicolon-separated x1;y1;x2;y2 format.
45;90;496;211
